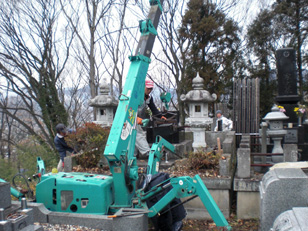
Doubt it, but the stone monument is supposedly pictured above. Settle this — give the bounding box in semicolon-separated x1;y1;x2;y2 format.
180;73;217;151
89;82;118;127
275;48;299;124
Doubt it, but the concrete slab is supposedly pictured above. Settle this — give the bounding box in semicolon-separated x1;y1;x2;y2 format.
48;212;113;230
48;212;147;231
20;224;44;231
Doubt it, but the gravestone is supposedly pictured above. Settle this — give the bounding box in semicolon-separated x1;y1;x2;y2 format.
272;207;308;231
260;167;308;231
283;144;298;162
275;48;299;124
0;182;11;209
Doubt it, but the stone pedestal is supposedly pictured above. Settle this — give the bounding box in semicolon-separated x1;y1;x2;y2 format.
190;126;207;151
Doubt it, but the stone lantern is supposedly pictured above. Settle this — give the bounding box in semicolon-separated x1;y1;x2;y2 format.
180;73;217;151
89;82;118;127
263;105;289;162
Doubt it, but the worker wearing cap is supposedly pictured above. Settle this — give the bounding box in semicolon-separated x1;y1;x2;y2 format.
54;123;75;171
135;79;166;156
214;110;233;131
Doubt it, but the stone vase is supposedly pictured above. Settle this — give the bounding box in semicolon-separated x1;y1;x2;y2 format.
298;116;302;126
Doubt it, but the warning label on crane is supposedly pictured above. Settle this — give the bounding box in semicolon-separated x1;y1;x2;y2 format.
121;121;131;140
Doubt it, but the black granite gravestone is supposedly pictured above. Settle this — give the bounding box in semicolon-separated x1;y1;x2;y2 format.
275;48;300;124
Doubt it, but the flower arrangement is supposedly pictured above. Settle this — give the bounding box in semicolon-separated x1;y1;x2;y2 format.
294;104;306;117
278;105;286;113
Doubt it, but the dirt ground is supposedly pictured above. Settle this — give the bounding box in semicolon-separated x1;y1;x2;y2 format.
182;216;259;231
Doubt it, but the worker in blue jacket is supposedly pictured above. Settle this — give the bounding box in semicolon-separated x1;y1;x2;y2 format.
54;123;74;171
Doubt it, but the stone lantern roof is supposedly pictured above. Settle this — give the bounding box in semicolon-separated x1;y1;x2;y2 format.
89;83;118;107
180;73;217;103
263;105;289;121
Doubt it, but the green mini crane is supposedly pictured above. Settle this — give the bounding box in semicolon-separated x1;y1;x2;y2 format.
2;1;231;230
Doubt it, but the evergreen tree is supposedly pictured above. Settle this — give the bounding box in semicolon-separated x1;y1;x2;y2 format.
179;0;241;98
272;0;308;97
246;9;278;117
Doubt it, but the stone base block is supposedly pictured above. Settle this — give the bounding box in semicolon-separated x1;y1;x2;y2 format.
184;189;230;219
236;192;260;219
234;177;261;219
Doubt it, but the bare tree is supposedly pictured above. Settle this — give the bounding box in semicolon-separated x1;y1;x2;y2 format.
147;0;190;125
60;0;115;120
0;0;74;151
99;0;137;95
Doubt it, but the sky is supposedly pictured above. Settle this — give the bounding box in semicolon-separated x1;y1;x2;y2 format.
230;0;275;32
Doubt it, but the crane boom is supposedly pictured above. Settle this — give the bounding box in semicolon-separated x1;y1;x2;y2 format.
103;0;165;210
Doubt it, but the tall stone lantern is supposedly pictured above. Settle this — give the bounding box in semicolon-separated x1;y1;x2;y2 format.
89;83;118;127
263;105;289;163
180;73;217;151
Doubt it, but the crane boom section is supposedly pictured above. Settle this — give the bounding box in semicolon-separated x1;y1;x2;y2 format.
104;0;164;208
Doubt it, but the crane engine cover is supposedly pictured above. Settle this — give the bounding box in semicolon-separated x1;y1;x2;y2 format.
36;172;114;214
